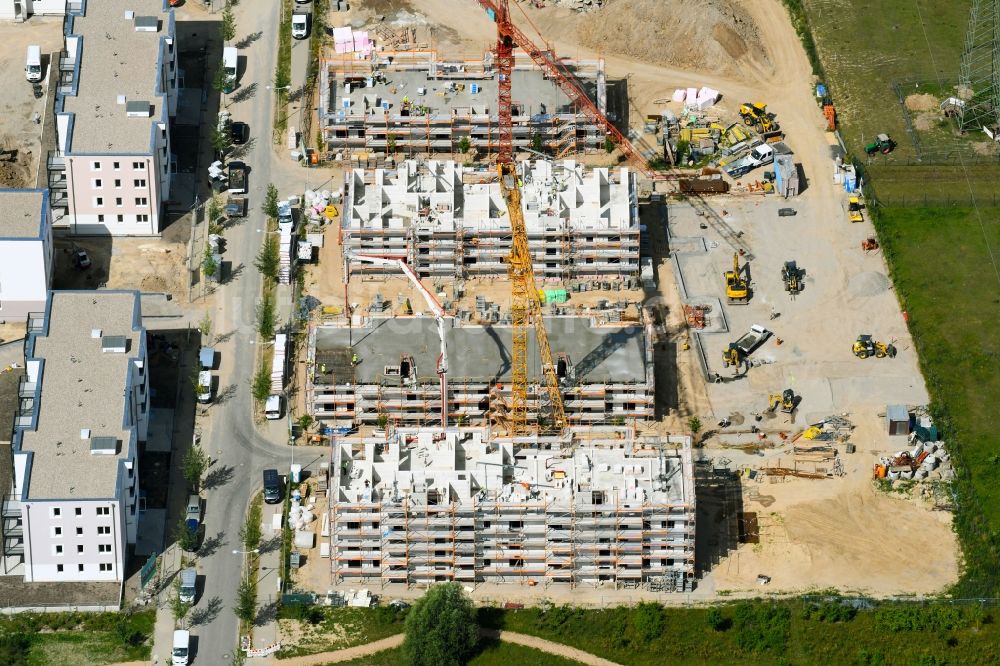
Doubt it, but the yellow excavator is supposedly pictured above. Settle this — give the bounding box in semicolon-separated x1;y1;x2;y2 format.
739;102;779;134
766;389;798;414
852;334;897;359
725;252;750;304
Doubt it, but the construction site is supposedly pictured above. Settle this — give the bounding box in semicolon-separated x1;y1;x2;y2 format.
341;158;645;281
318;48;625;159
327;427;694;590
282;0;960;599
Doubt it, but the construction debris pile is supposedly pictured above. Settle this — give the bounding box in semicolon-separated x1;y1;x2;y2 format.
875;438;953;483
799;415;854;443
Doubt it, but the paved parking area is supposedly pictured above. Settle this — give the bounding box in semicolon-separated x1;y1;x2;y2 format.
668;196;928;425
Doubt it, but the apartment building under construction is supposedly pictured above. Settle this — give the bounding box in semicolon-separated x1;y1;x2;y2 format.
306;315;654;429
319;50;625;158
342;159;642;281
329;426;695;590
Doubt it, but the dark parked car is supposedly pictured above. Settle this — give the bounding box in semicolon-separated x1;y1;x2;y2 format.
73;249;91;269
231;121;249;145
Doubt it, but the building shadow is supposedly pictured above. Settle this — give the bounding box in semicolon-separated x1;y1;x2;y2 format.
693;459;745;577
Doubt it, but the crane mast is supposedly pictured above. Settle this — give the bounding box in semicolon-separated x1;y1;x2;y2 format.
493;0;566;436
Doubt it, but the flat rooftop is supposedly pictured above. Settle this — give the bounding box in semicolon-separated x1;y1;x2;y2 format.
335;428;691;507
62;1;172;154
315;316;648;385
326;67;593;121
19;292;141;500
0;190;46;239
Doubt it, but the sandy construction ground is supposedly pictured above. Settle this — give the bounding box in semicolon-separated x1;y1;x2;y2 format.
308;0;958;597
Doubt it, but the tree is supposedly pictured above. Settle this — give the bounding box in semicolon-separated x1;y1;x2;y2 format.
261;183;279;219
251;365;271;404
458;136;471;154
211;123;231;156
202;247;218;280
403;582;478;666
297;414;314;432
174;516;199;552
234;579;257;625
207;196;223;225
605;135;615;153
240;501;262;551
182;446;210;491
531;133;544;153
386;135;397;154
199;312;213;342
221;4;237;43
688;416;702;437
256;293;276;338
254;235;280;282
171;579;192;623
212;66;230;94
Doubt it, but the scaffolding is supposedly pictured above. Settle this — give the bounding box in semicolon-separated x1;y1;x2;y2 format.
330;428;696;589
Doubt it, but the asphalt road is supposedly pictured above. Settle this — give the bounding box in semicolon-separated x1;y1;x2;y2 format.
189;0;300;660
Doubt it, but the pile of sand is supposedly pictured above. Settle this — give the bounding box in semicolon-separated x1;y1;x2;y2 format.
848;271;891;298
905;93;938;111
577;0;767;75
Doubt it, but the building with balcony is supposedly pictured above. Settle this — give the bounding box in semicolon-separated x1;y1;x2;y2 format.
0;291;147;591
48;0;178;235
329;427;696;590
0;189;53;320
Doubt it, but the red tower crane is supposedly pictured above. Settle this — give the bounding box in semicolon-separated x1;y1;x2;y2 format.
478;0;656;176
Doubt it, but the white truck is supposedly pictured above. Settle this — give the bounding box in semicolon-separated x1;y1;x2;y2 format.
723;143;774;178
222;46;238;93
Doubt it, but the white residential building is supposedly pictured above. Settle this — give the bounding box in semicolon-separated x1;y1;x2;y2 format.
2;291;147;586
48;0;178;235
0;189;53;320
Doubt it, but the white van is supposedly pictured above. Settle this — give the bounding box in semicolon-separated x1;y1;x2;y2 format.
197;371;212;404
178;568;197;604
291;12;309;40
264;394;283;420
222;47;238;93
172;630;190;665
25;45;42;83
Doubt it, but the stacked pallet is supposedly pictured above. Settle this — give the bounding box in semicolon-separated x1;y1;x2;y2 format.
278;226;293;284
271;334;287;393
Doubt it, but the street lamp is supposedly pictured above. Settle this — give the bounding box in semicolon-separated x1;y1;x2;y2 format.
233;548;260;585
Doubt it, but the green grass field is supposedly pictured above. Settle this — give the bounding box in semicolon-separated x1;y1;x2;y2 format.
0;610;155;666
275;605;407;658
874;207;1000;596
477;602;1000;665
327;641;583;666
799;0;972;160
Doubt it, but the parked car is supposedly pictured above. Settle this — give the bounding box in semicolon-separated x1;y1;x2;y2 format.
231;121;249;145
73;249;91;270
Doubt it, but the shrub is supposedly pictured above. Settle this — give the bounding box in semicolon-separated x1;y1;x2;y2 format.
734;602;790;654
631;602;665;644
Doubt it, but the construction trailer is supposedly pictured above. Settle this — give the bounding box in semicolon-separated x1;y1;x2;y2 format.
306;315;654;428
328;426;695;590
318;50;621;158
342;159;641;280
